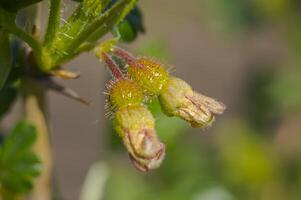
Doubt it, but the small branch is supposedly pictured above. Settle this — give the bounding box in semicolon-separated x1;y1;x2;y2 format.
36;77;90;105
0;8;41;53
113;47;137;66
9;25;42;53
99;52;123;80
44;0;62;46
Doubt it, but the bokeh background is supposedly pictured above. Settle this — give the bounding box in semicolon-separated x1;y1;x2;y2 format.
2;0;301;199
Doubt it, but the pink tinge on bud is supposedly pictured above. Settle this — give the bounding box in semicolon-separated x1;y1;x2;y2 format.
100;52;123;80
129;144;165;172
189;92;226;115
114;105;166;172
113;47;139;67
124;128;165;172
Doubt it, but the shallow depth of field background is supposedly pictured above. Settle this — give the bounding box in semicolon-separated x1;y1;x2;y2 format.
2;0;301;199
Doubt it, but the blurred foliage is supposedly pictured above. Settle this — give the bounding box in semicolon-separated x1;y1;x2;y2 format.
215;120;282;199
101;118;301;200
0;121;40;199
147;99;187;147
206;0;259;34
268;68;301;113
245;68;280;130
136;38;169;61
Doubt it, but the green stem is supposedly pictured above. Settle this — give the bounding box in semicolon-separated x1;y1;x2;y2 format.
44;0;62;46
20;5;52;200
0;8;41;53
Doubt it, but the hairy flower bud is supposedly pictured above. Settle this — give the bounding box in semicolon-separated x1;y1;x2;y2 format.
159;77;226;128
109;79;144;109
128;58;170;96
115;105;165;172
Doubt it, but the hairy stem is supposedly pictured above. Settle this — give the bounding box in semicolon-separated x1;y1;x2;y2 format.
50;0;137;67
44;0;62;46
22;79;52;200
100;52;123;79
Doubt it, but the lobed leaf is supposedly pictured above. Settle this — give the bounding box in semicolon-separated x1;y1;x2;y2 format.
0;121;41;196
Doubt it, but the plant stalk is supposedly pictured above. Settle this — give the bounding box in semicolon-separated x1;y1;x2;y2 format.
22;79;52;200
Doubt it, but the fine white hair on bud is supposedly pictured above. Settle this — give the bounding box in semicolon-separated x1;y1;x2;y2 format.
159;77;226;128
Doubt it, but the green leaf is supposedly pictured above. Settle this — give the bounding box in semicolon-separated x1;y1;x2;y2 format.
0;30;12;91
207;0;259;34
111;1;144;42
0;121;41;196
116;21;137;42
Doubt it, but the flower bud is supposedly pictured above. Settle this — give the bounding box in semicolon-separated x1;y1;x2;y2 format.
109;79;144;109
159;77;226;128
115;105;165;172
128;58;170;96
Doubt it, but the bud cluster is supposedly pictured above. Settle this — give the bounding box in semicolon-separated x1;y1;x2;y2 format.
95;44;226;172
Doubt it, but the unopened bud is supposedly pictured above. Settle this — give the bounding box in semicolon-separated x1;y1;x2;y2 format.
109;79;144;109
128;58;170;96
159;77;225;128
115;105;165;172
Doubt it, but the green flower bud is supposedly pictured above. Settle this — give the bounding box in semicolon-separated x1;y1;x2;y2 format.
159;77;226;128
115;105;165;172
128;58;170;96
109;79;144;109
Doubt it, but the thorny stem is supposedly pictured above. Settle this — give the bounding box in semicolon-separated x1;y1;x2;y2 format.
22;79;52;200
20;5;52;200
101;52;123;79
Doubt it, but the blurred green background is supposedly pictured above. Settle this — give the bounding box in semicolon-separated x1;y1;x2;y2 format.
3;0;301;199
